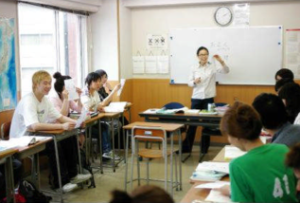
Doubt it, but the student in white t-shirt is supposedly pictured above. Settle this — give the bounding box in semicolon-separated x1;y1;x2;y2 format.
10;70;91;193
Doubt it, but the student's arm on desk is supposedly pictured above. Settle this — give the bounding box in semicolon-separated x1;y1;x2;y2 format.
29;122;74;131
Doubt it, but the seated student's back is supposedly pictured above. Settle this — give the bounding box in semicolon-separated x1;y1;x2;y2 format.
220;102;297;202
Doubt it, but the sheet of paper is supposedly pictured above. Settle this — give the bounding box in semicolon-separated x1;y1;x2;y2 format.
64;79;79;101
75;109;87;128
224;145;246;161
0;136;51;149
104;102;127;113
196;161;229;174
117;79;126;96
205;189;232;202
195;181;230;189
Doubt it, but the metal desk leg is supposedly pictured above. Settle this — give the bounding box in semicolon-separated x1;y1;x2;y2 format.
124;130;130;191
53;136;64;203
178;130;182;190
5;156;15;203
98;121;103;174
76;133;82;174
111;118;115;172
31;153;40;189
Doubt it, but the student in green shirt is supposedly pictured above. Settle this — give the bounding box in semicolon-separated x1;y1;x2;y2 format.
219;102;297;203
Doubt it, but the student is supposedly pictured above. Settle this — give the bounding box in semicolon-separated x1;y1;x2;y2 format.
278;82;300;124
10;70;90;193
95;69;128;148
81;72;120;159
109;185;174;203
50;72;85;147
285;143;300;193
183;46;229;152
275;68;294;81
275;78;294;93
252;93;300;147
219;102;297;203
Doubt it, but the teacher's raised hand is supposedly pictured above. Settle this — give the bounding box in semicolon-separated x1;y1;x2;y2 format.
213;54;225;65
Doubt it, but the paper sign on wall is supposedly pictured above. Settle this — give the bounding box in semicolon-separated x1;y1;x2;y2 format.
157;56;169;74
145;56;157;74
132;56;145;74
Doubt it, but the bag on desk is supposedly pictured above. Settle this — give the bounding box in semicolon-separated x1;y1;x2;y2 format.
19;179;52;203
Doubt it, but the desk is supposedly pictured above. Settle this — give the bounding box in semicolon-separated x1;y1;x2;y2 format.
84;114;105;173
123;122;184;195
28;129;80;203
101;112;122;172
181;147;229;203
139;112;222;161
16;137;52;189
0;148;18;203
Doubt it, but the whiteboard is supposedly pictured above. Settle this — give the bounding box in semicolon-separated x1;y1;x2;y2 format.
169;26;282;85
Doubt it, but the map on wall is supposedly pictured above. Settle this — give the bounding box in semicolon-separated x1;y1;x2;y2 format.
0;18;17;112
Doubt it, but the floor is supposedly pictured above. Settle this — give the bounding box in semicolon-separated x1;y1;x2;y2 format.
38;145;223;203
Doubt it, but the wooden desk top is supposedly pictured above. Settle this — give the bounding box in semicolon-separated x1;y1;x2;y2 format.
17;137;52;152
123;122;184;132
100;112;121;117
0;148;18;160
140;111;222;119
84;113;105;124
28;128;79;135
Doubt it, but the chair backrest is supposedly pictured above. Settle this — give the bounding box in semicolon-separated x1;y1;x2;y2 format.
163;102;184;110
132;126;166;142
1;121;11;140
131;126;168;157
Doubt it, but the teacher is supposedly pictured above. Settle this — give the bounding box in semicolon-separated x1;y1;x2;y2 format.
183;46;230;153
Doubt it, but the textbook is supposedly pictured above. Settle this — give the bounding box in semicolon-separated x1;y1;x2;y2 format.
190;161;229;181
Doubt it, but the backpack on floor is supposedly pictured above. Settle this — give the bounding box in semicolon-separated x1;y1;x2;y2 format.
18;179;52;203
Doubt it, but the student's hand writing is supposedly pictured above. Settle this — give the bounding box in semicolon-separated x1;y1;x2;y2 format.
216;185;231;197
62;122;75;130
62;90;69;100
194;77;201;84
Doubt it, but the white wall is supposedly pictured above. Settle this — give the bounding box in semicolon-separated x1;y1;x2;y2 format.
0;0;20;91
119;1;132;79
90;0;119;80
129;1;300;78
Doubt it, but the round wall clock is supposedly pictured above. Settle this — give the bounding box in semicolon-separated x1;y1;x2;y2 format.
214;7;233;26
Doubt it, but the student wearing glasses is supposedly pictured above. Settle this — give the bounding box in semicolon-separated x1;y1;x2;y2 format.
183;46;229;153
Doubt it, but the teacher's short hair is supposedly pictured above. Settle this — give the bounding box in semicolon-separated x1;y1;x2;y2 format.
196;46;209;56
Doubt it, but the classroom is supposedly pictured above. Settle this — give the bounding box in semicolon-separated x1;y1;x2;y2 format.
1;0;300;202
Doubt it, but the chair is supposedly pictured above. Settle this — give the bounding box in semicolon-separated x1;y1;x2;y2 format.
129;126;179;196
1;121;11;140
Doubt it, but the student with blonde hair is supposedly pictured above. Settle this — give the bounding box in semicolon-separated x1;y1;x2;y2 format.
219;102;297;202
10;70;91;193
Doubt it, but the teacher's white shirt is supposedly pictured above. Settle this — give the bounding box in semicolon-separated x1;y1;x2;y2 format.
188;62;229;99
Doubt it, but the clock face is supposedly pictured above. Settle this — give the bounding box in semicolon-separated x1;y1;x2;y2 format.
214;7;232;26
